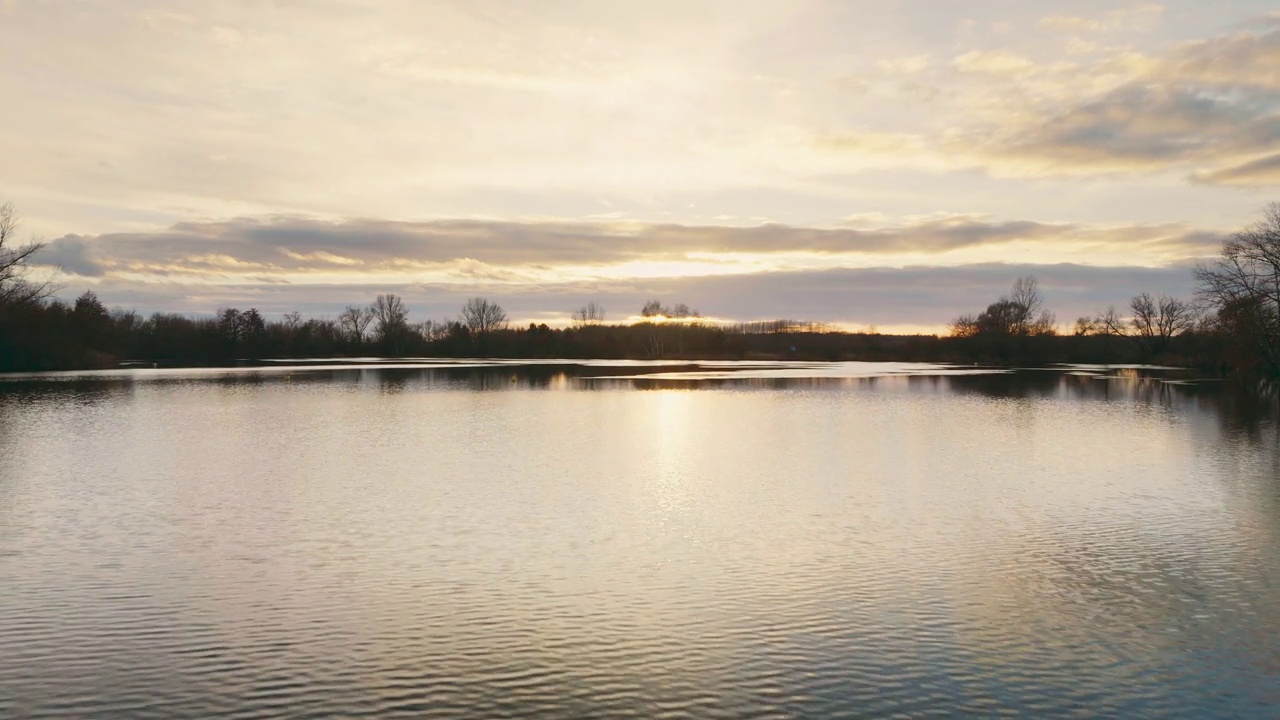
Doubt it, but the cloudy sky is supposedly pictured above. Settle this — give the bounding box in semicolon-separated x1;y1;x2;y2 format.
3;1;1278;331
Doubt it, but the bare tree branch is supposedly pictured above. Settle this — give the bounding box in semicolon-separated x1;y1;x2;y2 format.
338;305;375;343
461;297;507;334
0;201;56;307
571;301;606;327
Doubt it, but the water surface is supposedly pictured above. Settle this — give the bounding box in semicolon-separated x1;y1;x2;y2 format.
1;361;1278;717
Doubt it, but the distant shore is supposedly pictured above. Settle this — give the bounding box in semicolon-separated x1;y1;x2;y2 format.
0;321;1223;375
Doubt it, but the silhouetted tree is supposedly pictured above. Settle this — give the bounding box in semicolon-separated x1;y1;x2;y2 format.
419;318;451;342
641;299;666;317
1196;203;1280;374
572;301;606;326
0;201;54;308
949;276;1056;364
462;297;507;334
639;299;700;320
71;290;111;351
214;307;266;357
1094;306;1124;336
338;305;374;345
951;276;1055;338
1073;315;1100;337
1129;293;1195;357
371;294;407;336
293;317;343;356
1093;294;1195;359
73;290;106;317
218;308;243;344
371;293;412;353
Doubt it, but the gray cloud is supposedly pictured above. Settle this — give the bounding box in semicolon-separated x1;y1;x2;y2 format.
35;216;1220;277
995;26;1280;183
1161;24;1280;90
40;217;643;276
664;263;1201;326
65;262;1201;329
1191;152;1280;186
37;235;104;277
820;25;1280;185
1004;83;1278;166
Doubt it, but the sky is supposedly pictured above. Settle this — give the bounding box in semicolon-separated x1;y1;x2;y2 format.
2;0;1279;332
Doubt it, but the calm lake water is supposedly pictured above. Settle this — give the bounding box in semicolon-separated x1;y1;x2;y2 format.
1;361;1278;718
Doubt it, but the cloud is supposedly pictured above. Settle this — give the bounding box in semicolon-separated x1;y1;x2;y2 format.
997;26;1280;182
67;262;1202;331
1191;153;1280;186
37;236;104;277
824;23;1280;186
981;82;1280;171
1038;4;1165;34
4;0;1274;257
1158;27;1280;90
670;263;1200;327
1063;37;1099;55
813;129;931;159
952;50;1038;76
805;18;1280;186
39;217;656;278
875;55;931;76
34;216;1221;282
1039;15;1107;33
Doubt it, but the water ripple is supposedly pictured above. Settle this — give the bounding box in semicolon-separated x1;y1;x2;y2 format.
1;366;1278;717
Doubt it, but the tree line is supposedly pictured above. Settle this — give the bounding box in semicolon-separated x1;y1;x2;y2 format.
944;275;1219;369
942;204;1280;374
0;286;900;371
3;201;1280;374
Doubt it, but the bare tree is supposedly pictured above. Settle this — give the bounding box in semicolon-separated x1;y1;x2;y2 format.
640;299;666;317
1073;316;1100;336
370;294;409;340
111;308;143;335
1128;293;1195;355
638;299;699;320
949;276;1055;337
949;313;980;338
1095;305;1126;336
283;311;303;329
1090;294;1195;357
0;201;55;307
1009;276;1041;317
1196;203;1280;316
1195;203;1280;371
218;308;244;342
419;319;450;342
571;301;606;327
338;305;374;343
1006;276;1055;335
461;297;507;334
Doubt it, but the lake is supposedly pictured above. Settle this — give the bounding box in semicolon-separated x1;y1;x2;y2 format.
1;361;1277;718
